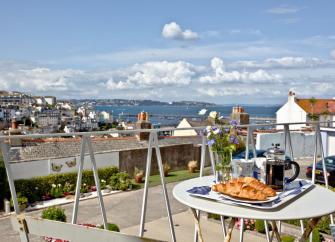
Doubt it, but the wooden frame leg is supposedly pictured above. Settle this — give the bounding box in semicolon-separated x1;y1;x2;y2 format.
190;208;204;242
224;218;236;242
271;221;282;242
299;217;322;242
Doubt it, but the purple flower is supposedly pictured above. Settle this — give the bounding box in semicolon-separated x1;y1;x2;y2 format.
207;139;215;146
229;120;239;127
229;135;239;144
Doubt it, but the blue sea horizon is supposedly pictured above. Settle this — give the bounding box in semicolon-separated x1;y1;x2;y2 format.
96;104;280;126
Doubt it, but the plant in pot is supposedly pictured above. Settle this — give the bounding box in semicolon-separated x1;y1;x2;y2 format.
63;182;74;196
50;183;64;199
188;160;198;173
41;206;68;242
134;167;144;183
163;162;171;177
10;193;28;211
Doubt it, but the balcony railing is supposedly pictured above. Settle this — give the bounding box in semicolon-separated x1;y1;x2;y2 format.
0;120;334;242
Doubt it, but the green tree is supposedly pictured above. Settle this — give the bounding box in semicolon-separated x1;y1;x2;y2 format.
309;97;319;121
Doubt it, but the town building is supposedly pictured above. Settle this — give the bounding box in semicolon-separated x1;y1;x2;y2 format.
33;96;47;106
44;96;57;106
32;109;61;132
276;91;335;129
99;111;113;124
174;118;208;136
0;91;35;107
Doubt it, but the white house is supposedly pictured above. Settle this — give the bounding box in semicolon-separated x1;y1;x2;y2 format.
34;96;47;106
173;118;208;136
276;91;335;129
44;96;56;106
99;111;112;123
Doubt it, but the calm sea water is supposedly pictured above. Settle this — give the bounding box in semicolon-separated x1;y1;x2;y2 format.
96;105;280;126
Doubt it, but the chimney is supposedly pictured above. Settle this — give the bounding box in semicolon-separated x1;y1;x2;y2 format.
288;91;296;103
11;119;18;129
135;112;152;141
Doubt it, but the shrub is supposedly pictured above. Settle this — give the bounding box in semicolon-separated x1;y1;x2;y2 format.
50;184;63;198
10;193;28;208
312;229;324;242
14;166;119;203
255;220;272;234
41;207;66;222
281;235;295;242
109;172;132;191
99;223;120;232
0;165;10;209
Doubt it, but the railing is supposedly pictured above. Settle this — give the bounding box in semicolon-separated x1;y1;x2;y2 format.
0;120;334;242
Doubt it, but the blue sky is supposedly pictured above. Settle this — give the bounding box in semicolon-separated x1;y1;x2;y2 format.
1;1;335;104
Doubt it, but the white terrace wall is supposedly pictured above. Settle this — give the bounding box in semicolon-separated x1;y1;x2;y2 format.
256;131;320;158
11;152;119;180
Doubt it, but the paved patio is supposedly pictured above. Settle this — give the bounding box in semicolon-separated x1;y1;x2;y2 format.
0;181;273;242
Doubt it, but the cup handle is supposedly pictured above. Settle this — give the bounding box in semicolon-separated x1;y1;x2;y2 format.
286;161;300;183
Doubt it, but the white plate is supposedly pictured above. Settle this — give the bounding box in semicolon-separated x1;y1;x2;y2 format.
218;192;279;204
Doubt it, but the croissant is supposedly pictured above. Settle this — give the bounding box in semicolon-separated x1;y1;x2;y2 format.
212;182;268;201
237;177;276;197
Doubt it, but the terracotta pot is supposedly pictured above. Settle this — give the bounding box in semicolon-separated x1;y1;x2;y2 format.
188;166;196;173
135;175;143;183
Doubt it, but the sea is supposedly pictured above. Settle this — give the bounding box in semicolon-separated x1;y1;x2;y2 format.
96;105;280;127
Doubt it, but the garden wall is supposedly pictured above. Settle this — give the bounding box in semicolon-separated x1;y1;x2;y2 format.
119;144;211;175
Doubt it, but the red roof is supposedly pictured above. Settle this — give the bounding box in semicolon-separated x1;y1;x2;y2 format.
296;98;335;115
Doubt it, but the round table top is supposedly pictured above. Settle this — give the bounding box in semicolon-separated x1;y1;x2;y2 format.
173;176;335;220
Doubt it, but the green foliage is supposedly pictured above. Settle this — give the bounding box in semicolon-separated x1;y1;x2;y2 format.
255;220;272;234
312;229;324;242
50;184;63;198
99;223;120;232
10;193;28;207
41;206;66;222
255;220;265;234
14;166;119;203
0;153;10;209
281;235;295;242
109;172;132;191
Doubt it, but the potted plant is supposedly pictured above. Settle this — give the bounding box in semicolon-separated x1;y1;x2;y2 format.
11;194;28;211
134;167;144;183
188;160;198;173
50;183;64;198
163;162;170;177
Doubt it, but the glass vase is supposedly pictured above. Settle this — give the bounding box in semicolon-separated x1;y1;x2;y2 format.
213;151;233;183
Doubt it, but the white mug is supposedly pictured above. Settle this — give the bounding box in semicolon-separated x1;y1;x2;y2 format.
232;159;255;178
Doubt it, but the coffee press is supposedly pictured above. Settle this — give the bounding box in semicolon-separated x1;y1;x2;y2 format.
265;143;300;191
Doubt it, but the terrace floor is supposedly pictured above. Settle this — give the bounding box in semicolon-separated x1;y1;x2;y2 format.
0;181;271;242
0;160;312;242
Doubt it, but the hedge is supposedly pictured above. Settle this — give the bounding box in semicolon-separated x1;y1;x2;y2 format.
14;166;119;203
0;154;10;209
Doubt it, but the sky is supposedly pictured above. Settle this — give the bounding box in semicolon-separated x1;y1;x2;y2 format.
0;0;335;104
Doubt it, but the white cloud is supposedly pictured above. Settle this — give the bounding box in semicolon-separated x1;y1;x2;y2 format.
267;5;301;14
331;50;335;59
1;57;335;103
231;57;334;69
106;61;197;90
162;22;198;40
199;57;281;84
197;87;264;97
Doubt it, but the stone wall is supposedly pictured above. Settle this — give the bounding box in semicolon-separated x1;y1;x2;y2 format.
119;144;211;176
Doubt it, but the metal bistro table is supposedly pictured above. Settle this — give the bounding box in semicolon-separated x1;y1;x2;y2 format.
173;176;335;242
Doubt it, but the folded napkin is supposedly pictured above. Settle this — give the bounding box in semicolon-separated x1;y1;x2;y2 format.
187;186;211;195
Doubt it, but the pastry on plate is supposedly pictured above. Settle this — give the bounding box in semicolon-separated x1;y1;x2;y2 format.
211;177;276;201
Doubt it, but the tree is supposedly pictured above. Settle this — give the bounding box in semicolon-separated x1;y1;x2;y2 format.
309;97;319;121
